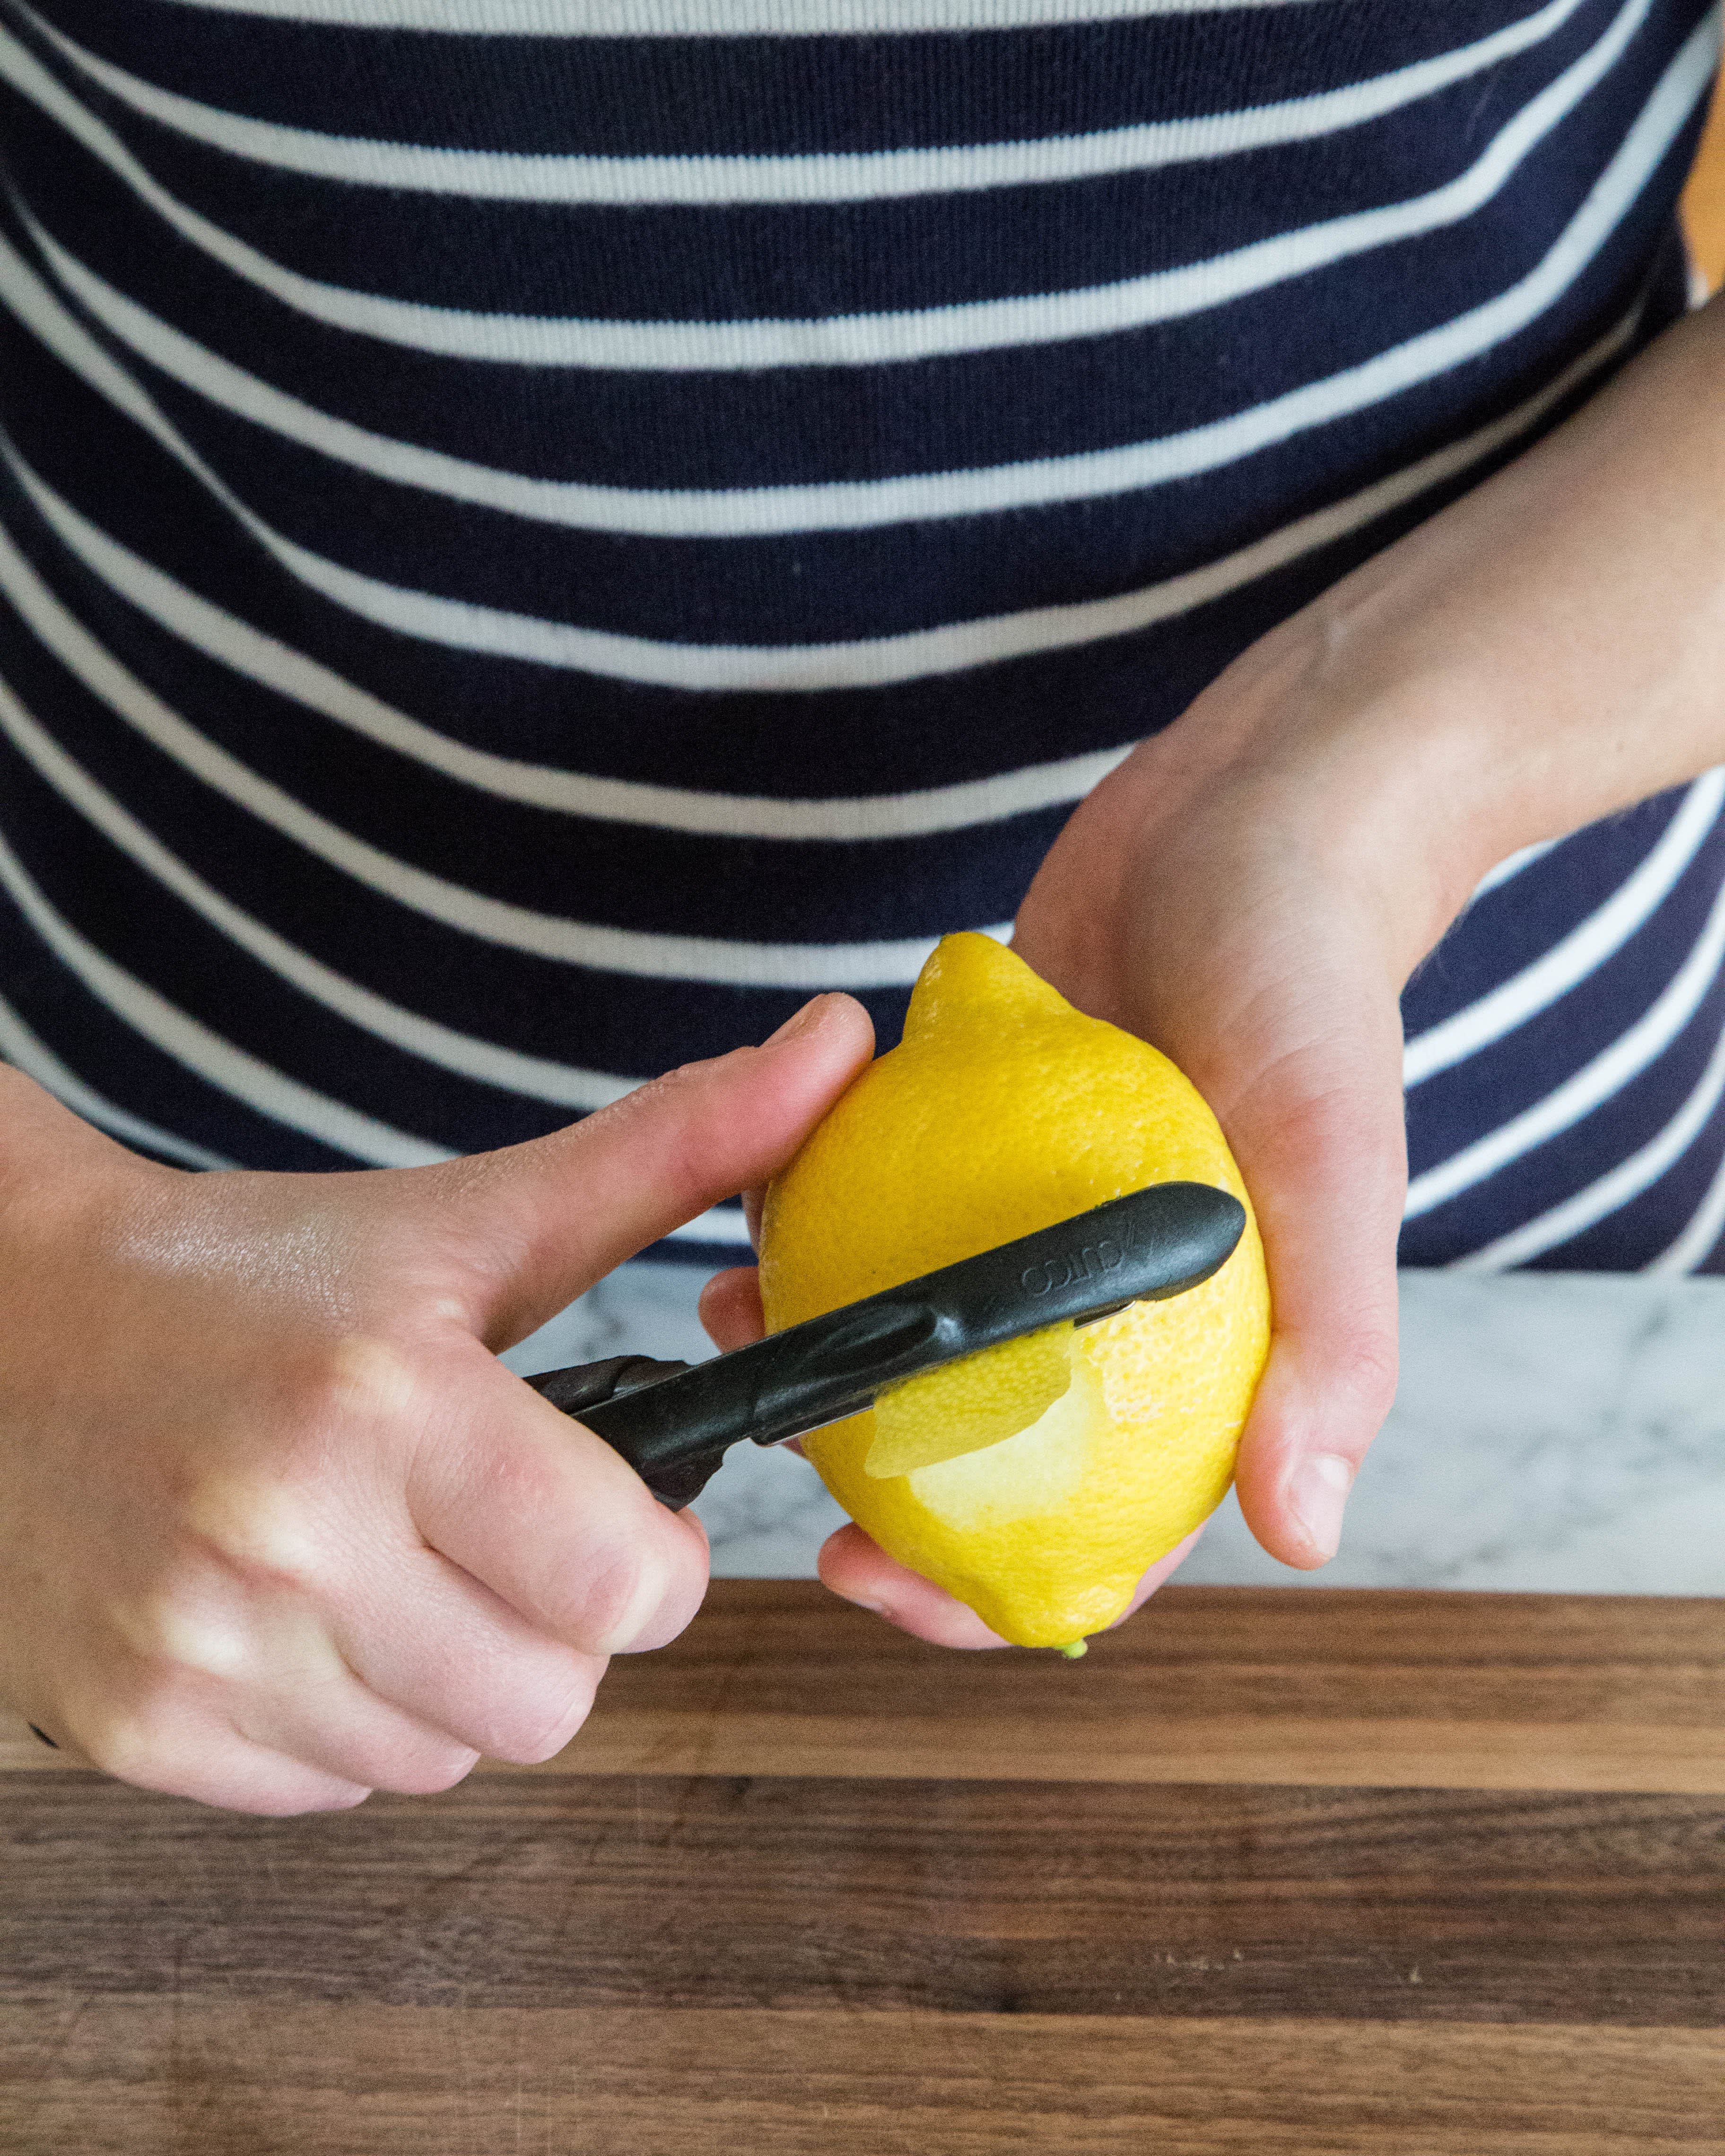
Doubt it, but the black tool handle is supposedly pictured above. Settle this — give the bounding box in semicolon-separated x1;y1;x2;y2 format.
526;1354;713;1505
526;1182;1245;1509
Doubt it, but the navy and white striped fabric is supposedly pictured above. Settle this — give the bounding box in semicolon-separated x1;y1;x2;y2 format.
0;0;1721;1269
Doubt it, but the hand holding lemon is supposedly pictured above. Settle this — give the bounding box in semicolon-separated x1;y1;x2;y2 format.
752;934;1271;1651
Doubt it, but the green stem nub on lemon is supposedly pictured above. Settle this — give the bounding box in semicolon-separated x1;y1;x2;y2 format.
758;934;1270;1650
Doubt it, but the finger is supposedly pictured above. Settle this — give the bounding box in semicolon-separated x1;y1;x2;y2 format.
139;1740;373;1818
63;1576;482;1800
1225;1042;1405;1570
422;994;874;1348
699;1266;765;1353
232;1664;480;1797
818;1522;1204;1649
196;1592;481;1793
30;1577;383;1815
62;1681;373;1816
332;1543;611;1765
1106;1528;1204;1624
742;1184;765;1251
409;1348;712;1659
818;1525;1011;1648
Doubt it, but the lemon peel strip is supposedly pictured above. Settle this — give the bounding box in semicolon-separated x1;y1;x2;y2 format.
864;1320;1073;1478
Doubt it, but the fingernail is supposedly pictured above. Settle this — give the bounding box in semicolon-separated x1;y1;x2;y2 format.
765;996;833;1048
1289;1452;1354;1563
836;1590;889;1617
591;1549;674;1655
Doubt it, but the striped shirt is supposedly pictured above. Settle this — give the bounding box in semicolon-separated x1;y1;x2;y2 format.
1;0;1722;1271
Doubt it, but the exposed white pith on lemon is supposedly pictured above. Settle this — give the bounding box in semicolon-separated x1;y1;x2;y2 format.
865;1320;1073;1478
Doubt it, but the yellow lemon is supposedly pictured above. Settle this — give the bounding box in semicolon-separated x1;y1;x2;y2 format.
757;933;1271;1650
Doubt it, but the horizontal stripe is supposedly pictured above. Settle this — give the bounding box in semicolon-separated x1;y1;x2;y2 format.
7;0;1648;371
31;140;1548;499
59;0;1546;159
0;683;793;1215
19;197;1649;556
0;810;765;1230
1468;835;1559;900
669;1207;752;1247
0;661;648;1107
0;813;448;1165
1645;1129;1725;1271
1405;865;1725;1221
0;232;1646;697
21;0;1646;375
30;0;1593;205
5;458;1143;826
138;1;1332;33
8;0;1717;1263
1404;768;1725;1088
11;6;1708;539
0;895;752;1220
1455;1011;1725;1270
0;482;1011;987
0;985;235;1166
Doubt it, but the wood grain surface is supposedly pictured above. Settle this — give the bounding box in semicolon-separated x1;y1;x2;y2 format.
5;1584;1725;2152
12;1582;1725;1790
20;1582;1717;1790
8;2010;1725;2156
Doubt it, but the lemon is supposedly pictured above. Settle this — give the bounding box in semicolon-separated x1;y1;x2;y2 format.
757;933;1271;1649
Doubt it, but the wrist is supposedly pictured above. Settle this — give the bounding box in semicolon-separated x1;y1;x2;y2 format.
1123;604;1508;991
0;1068;163;1286
1271;632;1529;977
1290;298;1725;894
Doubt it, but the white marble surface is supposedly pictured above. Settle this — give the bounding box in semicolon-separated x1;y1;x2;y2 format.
503;1265;1725;1595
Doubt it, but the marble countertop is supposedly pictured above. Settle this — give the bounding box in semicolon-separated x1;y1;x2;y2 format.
503;1263;1725;1597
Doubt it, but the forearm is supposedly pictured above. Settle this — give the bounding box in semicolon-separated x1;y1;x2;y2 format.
1349;292;1725;819
1014;293;1725;1585
1167;291;1725;982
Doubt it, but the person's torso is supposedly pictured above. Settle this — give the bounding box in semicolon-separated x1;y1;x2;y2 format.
1;0;1721;1268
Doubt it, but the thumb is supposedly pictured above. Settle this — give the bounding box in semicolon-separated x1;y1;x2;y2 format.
424;994;874;1345
1226;1010;1405;1569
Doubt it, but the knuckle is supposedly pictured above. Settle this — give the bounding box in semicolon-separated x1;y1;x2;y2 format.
182;1336;419;1587
108;1585;252;1680
377;1745;480;1797
1331;1324;1400;1429
607;1061;732;1200
487;1673;600;1766
182;1469;325;1591
554;1535;668;1655
279;1335;417;1440
74;1685;375;1816
77;1691;186;1793
471;1438;566;1524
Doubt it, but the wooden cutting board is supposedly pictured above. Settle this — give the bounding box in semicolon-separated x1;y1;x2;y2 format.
5;1582;1725;2154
